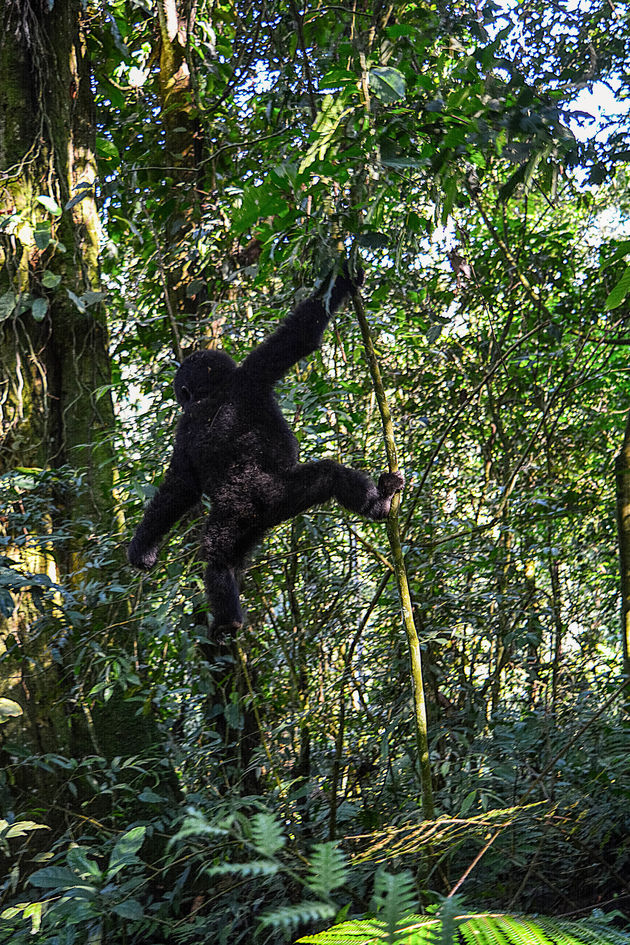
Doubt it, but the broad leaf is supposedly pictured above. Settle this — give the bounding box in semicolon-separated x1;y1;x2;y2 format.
368;67;406;103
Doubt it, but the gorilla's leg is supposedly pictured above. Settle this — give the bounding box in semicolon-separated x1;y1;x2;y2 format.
201;514;263;640
205;562;243;630
276;461;403;523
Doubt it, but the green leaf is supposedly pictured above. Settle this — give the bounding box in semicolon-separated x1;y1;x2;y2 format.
138;788;166;803
99;78;125;109
33;225;52;250
0;902;43;933
83;290;106;307
16;293;33;314
107;825;146;879
386;24;419;38
112;899;144;920
358;231;389;249
368;67;406;103
2;820;47;840
67;289;87;313
0;290;16;322
0;590;15;618
31;298;48;322
604;265;630;310
498;164;527;202
67;846;102;880
299;94;352;172
36;194;62;216
96;136;120;163
601;239;630;270
0;698;23;722
459;790;476;814
28;866;78;889
41;271;62;288
319;68;357;90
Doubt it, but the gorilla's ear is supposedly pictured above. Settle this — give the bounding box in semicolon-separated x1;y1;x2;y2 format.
178;385;192;406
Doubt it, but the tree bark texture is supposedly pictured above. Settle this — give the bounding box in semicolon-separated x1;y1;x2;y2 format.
0;0;137;772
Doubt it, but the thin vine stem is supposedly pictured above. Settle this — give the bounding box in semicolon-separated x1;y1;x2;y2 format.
350;286;435;820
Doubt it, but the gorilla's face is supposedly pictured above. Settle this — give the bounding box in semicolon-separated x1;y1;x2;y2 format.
174;350;236;408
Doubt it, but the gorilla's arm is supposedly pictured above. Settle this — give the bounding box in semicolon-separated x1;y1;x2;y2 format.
238;266;361;386
128;454;201;571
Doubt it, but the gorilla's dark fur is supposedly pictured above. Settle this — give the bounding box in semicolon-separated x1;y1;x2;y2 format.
128;267;404;638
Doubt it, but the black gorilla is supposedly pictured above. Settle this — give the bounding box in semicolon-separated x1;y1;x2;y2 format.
128;267;404;639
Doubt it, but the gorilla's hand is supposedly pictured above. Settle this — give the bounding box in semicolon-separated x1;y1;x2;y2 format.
377;470;405;499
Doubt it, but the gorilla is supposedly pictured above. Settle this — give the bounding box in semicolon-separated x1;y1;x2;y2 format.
128;265;404;639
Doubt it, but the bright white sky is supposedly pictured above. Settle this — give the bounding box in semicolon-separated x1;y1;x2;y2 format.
569;81;630;141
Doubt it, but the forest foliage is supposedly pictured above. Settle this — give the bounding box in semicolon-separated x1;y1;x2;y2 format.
0;0;629;942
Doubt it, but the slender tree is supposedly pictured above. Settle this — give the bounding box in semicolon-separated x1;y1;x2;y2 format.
615;412;630;690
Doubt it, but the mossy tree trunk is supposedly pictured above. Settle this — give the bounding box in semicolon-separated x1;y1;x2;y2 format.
0;0;158;776
153;0;204;358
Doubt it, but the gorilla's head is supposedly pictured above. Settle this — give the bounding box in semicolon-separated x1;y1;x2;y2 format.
174;349;236;408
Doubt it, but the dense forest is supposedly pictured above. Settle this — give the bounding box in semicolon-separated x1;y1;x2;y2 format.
0;0;629;942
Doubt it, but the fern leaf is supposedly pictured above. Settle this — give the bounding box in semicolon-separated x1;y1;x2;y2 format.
250;812;286;857
297;915;437;943
502;915;555;945
432;896;465;945
167;808;230;848
258;900;336;935
296;916;384;943
372;870;418;944
205;860;279;879
464;914;515;945
526;917;581;945
544;916;630;945
306;842;348;899
297;911;630;945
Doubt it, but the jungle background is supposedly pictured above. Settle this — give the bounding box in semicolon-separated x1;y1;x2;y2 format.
1;0;629;942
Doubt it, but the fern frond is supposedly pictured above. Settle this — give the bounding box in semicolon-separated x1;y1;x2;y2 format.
461;914;514;945
250;812;286;857
306;842;348;900
432;896;465;945
541;916;630;945
167;808;230;848
296;915;434;944
501;914;555;945
296;911;630;945
371;870;418;943
258;900;336;935
205;860;279;879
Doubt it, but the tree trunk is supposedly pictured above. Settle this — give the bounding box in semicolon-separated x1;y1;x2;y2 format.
153;0;204;357
0;0;162;781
